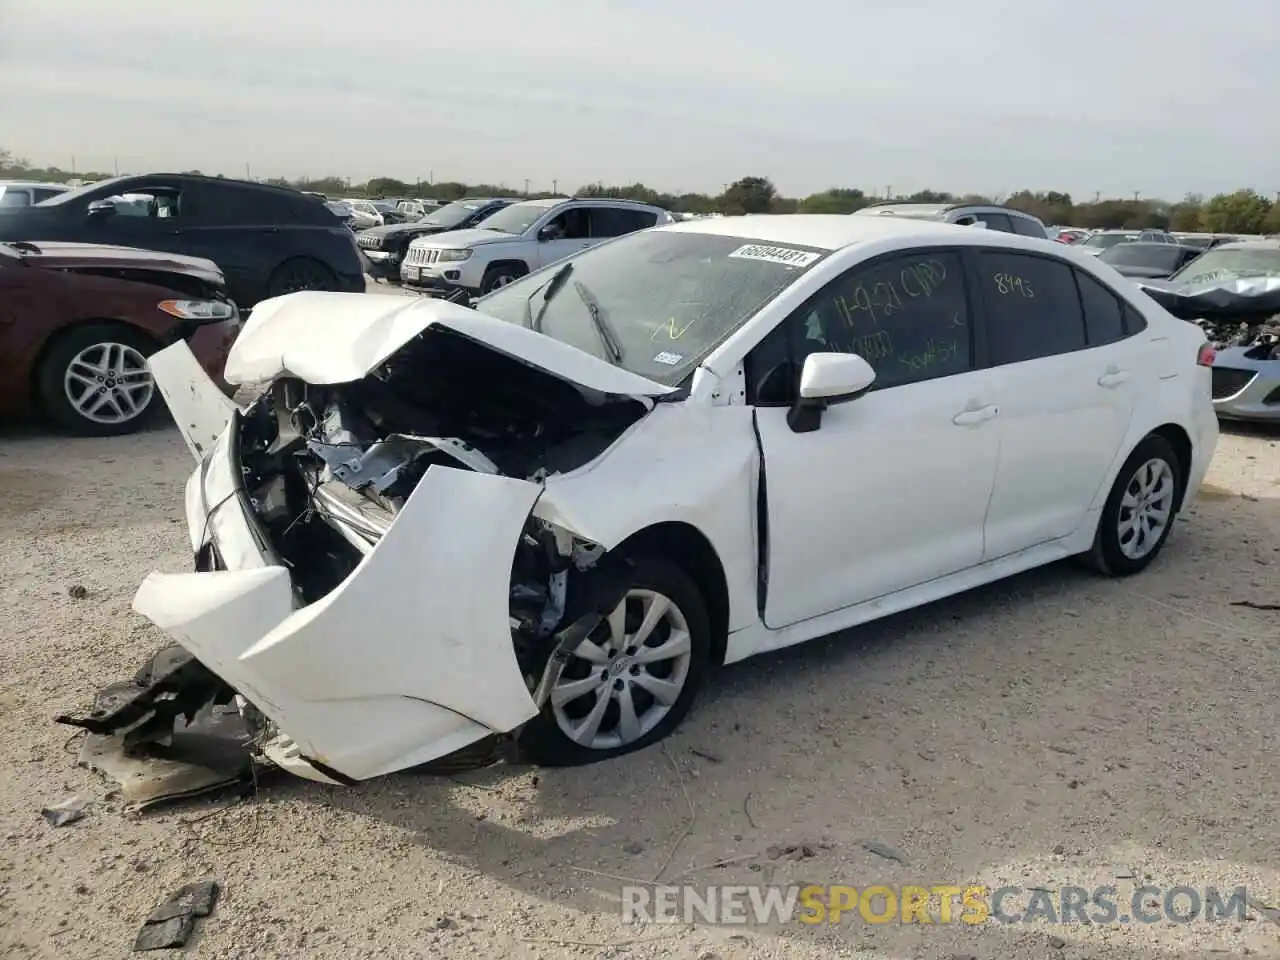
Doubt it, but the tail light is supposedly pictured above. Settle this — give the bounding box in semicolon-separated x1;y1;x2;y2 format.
1197;343;1216;367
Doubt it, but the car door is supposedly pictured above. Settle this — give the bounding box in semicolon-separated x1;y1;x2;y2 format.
972;249;1139;558
748;249;1003;627
532;206;591;268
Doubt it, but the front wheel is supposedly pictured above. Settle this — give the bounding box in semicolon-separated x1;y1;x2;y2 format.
35;323;162;437
1085;435;1183;576
517;554;712;766
479;263;527;294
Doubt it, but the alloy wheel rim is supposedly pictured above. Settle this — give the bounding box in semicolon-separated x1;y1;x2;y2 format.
550;588;693;750
63;342;154;425
1117;458;1174;560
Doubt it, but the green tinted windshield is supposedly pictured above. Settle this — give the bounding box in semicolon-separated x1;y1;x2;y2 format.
472;230;829;385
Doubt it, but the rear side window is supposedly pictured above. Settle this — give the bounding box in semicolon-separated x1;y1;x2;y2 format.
1074;270;1126;345
977;251;1086;363
0;189;30;207
1010;216;1047;238
590;207;657;237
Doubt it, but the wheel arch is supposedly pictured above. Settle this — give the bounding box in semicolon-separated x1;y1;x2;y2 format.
615;520;730;668
28;318;162;408
482;259;530;280
1147;422;1193;510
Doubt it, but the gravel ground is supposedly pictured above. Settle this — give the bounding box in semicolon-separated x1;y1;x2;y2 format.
1;404;1277;959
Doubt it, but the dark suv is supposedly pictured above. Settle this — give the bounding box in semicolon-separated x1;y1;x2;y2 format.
356;197;517;281
0;174;365;308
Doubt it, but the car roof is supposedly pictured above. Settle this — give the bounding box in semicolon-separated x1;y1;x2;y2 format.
858;201;1037;219
1211;238;1280;252
0;180;69;190
661;213;1042;251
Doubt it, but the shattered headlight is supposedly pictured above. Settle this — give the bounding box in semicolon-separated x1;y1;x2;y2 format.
436;248;472;262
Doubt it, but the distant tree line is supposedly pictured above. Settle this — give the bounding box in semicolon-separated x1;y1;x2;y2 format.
4;147;1278;235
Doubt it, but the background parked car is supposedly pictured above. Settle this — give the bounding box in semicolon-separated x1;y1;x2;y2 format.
853;202;1048;238
0;174;366;308
340;199;386;229
1171;232;1239;250
0;240;239;436
324;199;358;230
1077;230;1142;255
0;180;71;207
400;197;673;295
1096;241;1204;279
357;197;517;281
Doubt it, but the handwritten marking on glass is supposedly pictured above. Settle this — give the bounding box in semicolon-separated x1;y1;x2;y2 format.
993;272;1035;297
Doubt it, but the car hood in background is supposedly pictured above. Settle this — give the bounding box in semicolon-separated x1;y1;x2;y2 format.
223;290;678;398
359;222;451;241
409;227;515;248
1136;276;1280;322
12;240;226;287
1110;263;1176;279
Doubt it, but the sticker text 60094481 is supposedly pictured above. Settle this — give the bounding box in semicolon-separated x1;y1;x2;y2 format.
728;244;821;268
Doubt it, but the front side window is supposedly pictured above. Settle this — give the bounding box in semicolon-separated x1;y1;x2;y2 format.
975;212;1015;233
541;208;590;240
747;250;972;402
472;231;827;384
98;189;183;219
977;251;1086;364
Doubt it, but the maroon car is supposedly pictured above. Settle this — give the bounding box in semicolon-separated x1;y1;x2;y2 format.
0;240;239;436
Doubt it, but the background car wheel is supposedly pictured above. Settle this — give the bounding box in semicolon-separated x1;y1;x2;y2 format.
479;264;527;294
35;323;162;437
1085;434;1183;576
517;554;712;767
266;257;337;297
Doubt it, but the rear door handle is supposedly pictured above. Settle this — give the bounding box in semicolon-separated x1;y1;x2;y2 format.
952;404;999;426
1098;370;1130;388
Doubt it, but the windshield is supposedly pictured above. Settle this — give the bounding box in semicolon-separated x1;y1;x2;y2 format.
472;230;829;385
472;201;554;235
1083;233;1138;249
423;200;485;228
325;201;351;215
372;201;397;213
1170;247;1280;285
31;176;129;207
1099;244;1183;270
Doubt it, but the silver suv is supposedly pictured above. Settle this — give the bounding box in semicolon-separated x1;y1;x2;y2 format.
401;197;673;296
854;202;1048;238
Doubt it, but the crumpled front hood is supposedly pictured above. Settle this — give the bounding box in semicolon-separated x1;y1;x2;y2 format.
410;227;513;249
224;291;677;398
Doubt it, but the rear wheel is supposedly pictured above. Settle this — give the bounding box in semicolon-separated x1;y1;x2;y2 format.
517;554;712;766
266;257;337;297
1085;435;1182;576
35;323;161;437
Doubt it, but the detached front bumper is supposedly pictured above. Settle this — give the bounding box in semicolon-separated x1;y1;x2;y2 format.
67;342;547;791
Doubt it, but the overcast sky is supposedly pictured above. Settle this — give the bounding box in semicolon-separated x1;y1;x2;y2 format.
1;0;1276;200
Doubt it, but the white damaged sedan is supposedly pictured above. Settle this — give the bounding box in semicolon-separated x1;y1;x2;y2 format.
62;214;1219;798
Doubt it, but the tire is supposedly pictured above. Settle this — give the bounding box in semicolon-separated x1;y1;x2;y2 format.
35;323;162;437
1085;434;1183;576
266;257;338;297
517;553;712;767
479;263;527;295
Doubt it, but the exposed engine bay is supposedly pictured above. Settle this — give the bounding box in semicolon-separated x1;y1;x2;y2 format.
57;326;659;801
1197;316;1280;358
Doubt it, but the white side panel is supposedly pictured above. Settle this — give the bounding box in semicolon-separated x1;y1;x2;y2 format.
133;465;543;781
147;341;240;461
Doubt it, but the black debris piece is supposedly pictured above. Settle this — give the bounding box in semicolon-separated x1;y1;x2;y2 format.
133;880;220;952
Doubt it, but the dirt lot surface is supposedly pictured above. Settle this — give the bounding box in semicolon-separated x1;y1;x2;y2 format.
1;414;1277;960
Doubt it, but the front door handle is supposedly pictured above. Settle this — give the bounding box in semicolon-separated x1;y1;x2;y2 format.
952;404;999;426
1098;369;1129;388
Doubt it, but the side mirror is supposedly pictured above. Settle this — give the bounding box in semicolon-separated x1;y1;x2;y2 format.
87;200;116;218
787;353;876;433
537;225;562;242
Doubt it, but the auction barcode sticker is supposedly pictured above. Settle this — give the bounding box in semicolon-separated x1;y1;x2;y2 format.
728;244;821;268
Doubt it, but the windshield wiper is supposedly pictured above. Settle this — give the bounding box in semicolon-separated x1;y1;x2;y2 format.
573;279;623;364
523;261;574;331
